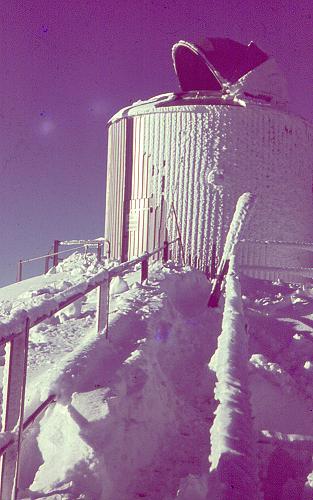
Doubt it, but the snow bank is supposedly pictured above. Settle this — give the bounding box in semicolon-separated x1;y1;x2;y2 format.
0;253;111;340
208;261;260;499
8;262;219;499
110;276;129;295
4;250;313;498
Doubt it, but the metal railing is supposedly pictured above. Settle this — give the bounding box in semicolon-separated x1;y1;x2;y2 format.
208;256;260;498
16;239;111;283
54;239;111;266
4;191;257;497
239;238;313;251
237;238;313;279
0;238;179;499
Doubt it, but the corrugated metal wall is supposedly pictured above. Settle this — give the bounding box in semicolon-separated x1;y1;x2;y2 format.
105;115;167;262
104;119;127;259
105;104;313;271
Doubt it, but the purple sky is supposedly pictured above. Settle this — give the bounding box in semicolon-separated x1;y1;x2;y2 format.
1;0;312;286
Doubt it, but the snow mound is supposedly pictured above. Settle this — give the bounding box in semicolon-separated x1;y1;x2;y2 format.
1;253;313;498
110;276;129;295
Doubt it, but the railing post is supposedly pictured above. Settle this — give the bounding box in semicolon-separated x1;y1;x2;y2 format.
208;192;256;308
0;319;30;500
162;241;169;263
207;259;230;308
96;279;109;337
53;240;60;267
44;255;50;274
97;242;102;261
141;258;149;283
16;260;23;282
106;239;111;259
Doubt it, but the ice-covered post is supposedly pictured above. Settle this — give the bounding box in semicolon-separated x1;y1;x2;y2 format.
208;256;260;498
208;192;256;307
96;278;109;337
0;319;30;500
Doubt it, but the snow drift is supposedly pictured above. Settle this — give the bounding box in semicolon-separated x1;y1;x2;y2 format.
1;253;313;499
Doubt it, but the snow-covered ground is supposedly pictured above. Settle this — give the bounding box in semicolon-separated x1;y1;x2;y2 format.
1;253;313;499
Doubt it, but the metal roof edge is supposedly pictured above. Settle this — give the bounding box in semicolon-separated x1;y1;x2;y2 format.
107;92;313;130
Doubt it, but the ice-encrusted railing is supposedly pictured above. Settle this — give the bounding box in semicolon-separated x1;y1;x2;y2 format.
206;192;260;498
237;238;313;279
208;192;256;307
0;238;179;500
208;255;260;499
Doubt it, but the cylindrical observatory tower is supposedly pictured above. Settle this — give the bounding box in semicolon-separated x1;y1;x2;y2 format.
104;38;313;273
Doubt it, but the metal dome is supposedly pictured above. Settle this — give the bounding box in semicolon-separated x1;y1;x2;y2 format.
172;38;268;92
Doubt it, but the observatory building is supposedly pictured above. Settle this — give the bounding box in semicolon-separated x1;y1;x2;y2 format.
104;38;313;274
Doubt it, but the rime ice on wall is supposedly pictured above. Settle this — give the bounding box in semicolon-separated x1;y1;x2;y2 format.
105;98;313;271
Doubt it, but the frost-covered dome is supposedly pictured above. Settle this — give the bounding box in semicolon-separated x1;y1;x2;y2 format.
172;38;289;109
